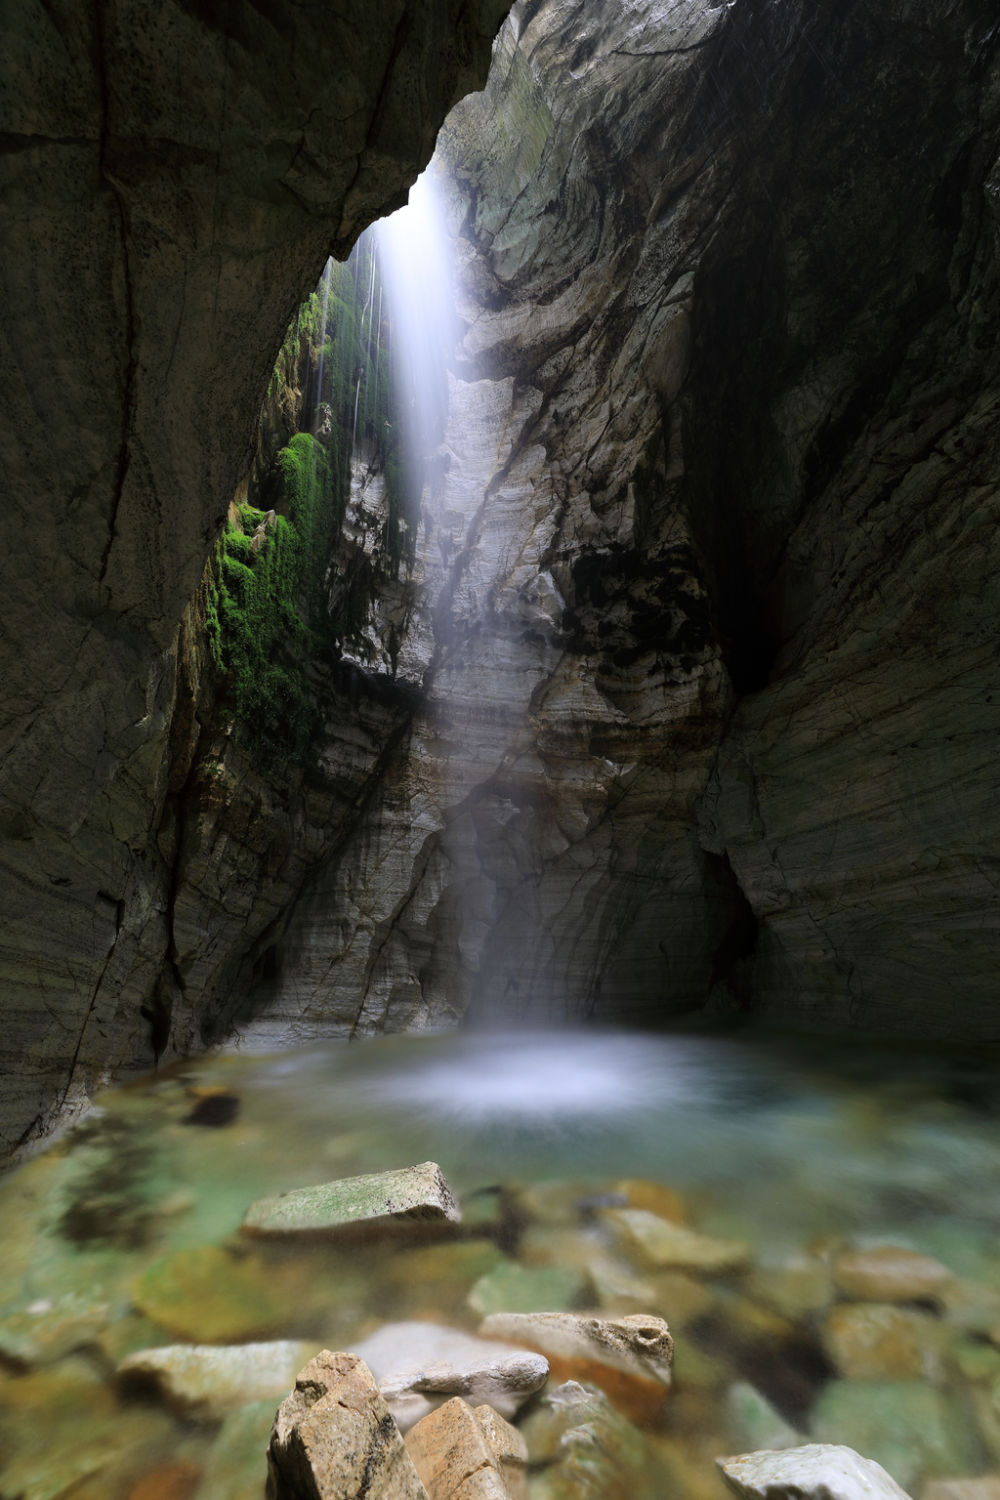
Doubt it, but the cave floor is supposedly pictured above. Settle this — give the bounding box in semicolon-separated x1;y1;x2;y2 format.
2;1028;999;1498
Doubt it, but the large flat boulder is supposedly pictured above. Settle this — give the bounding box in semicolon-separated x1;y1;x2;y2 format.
242;1162;460;1238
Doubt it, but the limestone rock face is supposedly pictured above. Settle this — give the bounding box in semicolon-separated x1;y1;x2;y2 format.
4;0;1000;1149
0;0;509;1158
240;0;1000;1045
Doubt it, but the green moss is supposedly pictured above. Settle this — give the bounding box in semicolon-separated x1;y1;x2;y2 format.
205;239;417;766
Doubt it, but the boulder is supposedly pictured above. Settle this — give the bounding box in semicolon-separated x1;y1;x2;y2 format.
267;1349;429;1500
718;1445;913;1500
118;1339;315;1419
406;1397;525;1499
832;1248;953;1305
242;1162;460;1238
353;1321;549;1430
478;1311;672;1423
601;1208;751;1274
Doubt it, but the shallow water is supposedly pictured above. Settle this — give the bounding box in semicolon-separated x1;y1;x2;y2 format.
3;1028;1000;1499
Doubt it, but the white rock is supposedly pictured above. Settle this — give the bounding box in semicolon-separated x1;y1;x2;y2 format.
718;1444;914;1500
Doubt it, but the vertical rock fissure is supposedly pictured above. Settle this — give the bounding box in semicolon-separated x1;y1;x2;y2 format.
93;0;138;588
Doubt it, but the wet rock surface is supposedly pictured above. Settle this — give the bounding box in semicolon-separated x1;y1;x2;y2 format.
242;1161;461;1239
0;0;510;1160
718;1445;913;1500
267;1350;430;1500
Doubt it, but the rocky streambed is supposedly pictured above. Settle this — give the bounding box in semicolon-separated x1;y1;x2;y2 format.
2;1030;1000;1499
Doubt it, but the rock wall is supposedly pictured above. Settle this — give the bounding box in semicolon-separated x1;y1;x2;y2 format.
0;0;509;1157
239;0;1000;1043
3;0;999;1158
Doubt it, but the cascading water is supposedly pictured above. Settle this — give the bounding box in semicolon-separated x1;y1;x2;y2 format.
372;165;459;518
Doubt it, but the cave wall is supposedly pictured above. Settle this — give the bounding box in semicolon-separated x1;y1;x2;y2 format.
3;0;999;1158
0;0;509;1157
237;0;1000;1043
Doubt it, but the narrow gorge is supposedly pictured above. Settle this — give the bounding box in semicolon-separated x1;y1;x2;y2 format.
3;0;1000;1160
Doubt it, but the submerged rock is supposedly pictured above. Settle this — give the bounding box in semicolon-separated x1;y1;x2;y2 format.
406;1397;525;1500
353;1321;549;1430
468;1260;585;1317
267;1349;429;1500
602;1208;751;1274
242;1161;461;1238
832;1248;954;1305
479;1311;672;1423
820;1304;945;1382
811;1380;983;1493
718;1444;913;1500
200;1400;279;1500
130;1244;288;1342
726;1382;804;1453
118;1339;316;1419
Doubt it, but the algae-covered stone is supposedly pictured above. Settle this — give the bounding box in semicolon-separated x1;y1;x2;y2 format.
811;1380;983;1492
130;1245;288;1342
468;1260;584;1317
602;1208;751;1274
0;1290;114;1366
242;1162;460;1237
268;1350;429;1500
118;1339;316;1419
718;1444;913;1500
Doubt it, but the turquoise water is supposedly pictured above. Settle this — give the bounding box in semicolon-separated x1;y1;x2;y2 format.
2;1028;1000;1498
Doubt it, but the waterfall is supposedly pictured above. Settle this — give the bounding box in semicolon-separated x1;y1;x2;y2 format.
373;167;458;513
313;256;333;432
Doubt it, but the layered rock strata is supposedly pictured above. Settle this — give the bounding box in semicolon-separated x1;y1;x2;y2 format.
3;0;1000;1157
242;0;1000;1041
0;0;509;1156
